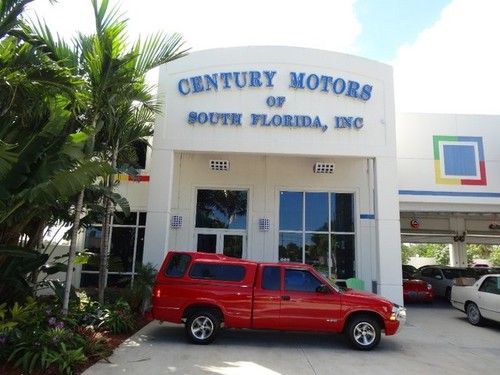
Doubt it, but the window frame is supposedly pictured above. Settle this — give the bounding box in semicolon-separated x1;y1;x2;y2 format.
277;190;357;280
81;211;147;285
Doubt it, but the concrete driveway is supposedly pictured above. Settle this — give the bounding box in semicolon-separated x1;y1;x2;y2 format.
84;301;500;375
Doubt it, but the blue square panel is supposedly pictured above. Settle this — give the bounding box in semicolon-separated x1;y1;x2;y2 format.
443;144;476;176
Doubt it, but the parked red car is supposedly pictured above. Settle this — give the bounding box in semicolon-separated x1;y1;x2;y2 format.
402;266;434;303
152;251;406;350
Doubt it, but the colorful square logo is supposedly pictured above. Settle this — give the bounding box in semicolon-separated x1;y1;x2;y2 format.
433;135;486;185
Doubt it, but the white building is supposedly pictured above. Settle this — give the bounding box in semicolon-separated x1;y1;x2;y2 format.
78;47;500;306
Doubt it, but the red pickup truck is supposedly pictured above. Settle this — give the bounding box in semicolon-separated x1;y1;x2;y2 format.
152;251;406;350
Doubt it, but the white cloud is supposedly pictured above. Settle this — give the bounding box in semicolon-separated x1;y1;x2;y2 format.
393;0;500;114
27;0;361;53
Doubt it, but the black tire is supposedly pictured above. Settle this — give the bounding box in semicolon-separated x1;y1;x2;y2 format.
345;315;381;351
185;310;221;344
466;302;484;326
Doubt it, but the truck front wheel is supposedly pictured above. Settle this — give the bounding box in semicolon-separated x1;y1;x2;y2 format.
185;310;221;344
345;315;381;350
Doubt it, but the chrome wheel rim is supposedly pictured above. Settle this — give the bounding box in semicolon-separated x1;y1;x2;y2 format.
467;305;480;324
191;316;214;340
353;322;376;346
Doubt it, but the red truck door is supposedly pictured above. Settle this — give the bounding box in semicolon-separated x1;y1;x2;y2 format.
252;265;283;329
279;266;342;332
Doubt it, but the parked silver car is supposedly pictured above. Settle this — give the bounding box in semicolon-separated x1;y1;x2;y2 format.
415;266;476;300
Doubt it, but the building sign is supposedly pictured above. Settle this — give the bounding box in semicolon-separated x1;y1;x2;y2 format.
177;70;373;133
433;135;487;186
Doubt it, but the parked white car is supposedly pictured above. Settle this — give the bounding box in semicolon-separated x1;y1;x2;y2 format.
451;274;500;325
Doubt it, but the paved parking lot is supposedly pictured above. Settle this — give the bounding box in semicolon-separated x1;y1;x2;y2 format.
84;300;500;375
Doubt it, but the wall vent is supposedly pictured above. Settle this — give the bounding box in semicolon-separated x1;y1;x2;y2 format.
313;162;335;174
210;160;230;171
170;215;183;229
259;218;271;232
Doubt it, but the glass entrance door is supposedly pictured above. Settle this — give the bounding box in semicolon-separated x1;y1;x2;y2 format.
196;231;246;258
223;234;243;258
196;234;217;253
194;188;248;259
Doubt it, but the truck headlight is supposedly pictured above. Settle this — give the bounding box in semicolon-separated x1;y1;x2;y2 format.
427;283;432;290
390;305;407;322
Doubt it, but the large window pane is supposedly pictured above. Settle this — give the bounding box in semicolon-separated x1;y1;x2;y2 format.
80;273;131;288
83;226;101;271
109;227;135;272
114;211;137;225
196;190;247;229
305;233;329;276
279;233;302;262
331;193;354;232
332;234;355;279
134;228;145;271
138;212;147;226
279;192;303;231
305;192;328;231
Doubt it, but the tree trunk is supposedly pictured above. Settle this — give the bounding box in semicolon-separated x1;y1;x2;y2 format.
62;189;85;315
98;146;119;304
98;193;112;303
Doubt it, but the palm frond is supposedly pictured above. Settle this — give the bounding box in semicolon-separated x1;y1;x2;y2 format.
134;31;188;74
22;160;112;206
0;0;33;38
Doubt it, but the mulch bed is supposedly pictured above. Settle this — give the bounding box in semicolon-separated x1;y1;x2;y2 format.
0;316;152;375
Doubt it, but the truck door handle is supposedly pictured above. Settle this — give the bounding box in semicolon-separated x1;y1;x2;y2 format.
281;295;290;301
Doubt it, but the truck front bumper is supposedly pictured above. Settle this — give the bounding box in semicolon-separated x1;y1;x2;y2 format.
386;305;406;335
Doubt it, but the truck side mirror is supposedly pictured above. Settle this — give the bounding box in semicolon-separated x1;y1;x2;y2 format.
434;275;443;280
316;284;330;293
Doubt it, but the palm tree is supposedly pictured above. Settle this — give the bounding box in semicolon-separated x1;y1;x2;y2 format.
79;0;187;303
28;0;187;306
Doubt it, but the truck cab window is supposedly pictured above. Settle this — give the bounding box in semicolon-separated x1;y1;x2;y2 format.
285;269;322;292
262;266;280;290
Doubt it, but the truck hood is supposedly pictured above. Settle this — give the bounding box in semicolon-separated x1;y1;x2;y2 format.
342;288;394;305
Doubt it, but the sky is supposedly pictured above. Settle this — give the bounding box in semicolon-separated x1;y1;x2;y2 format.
26;0;500;115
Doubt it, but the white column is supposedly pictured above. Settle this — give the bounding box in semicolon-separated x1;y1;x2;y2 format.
456;217;468;267
449;243;458;266
374;157;403;305
143;149;175;269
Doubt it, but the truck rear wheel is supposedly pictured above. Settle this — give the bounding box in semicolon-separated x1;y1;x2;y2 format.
345;315;381;350
185;310;221;344
466;302;484;326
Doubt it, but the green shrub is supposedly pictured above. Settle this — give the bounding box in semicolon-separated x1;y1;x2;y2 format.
2;298;89;373
77;326;113;360
99;299;136;334
129;263;157;314
44;343;87;375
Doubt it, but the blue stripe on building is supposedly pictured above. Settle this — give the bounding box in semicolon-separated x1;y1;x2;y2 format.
398;190;500;198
